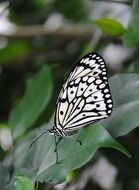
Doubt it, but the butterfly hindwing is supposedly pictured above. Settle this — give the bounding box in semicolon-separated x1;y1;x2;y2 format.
55;52;113;133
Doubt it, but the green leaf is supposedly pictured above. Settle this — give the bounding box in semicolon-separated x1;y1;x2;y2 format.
14;176;34;190
0;41;30;63
4;132;36;170
9;66;52;139
123;12;139;47
102;74;139;137
92;18;125;37
0;162;10;190
35;123;130;184
123;1;139;47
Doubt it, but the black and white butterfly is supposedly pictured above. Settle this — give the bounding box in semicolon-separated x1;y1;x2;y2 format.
31;52;113;163
49;52;112;136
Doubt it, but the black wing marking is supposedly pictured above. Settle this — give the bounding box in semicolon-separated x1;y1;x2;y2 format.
54;52;113;132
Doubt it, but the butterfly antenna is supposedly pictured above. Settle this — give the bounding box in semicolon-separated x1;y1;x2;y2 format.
30;130;49;148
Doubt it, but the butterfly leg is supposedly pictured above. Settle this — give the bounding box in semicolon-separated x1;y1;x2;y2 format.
54;135;63;164
72;131;82;145
54;136;63;152
77;139;82;145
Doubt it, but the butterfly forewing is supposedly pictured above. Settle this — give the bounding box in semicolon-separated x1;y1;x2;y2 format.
54;52;113;134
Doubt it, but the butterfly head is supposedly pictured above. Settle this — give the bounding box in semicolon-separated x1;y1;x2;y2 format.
48;127;67;137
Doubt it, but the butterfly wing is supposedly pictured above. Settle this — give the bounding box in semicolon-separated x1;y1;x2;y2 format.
54;52;113;133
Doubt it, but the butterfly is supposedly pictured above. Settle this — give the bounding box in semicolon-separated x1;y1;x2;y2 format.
31;52;113;164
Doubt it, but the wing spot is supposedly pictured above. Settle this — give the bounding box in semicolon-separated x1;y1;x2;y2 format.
88;77;95;83
101;65;105;68
80;59;84;63
108;110;112;114
96;104;100;107
82;114;86;116
107;99;112;103
70;91;74;94
89;89;92;92
81;88;84;91
94;96;98;99
108;104;113;108
70;81;74;85
61;99;67;103
104;89;109;93
75;78;80;84
105;94;110;98
96;79;102;84
60;111;64;115
94;72;98;75
83;76;88;81
96;56;100;59
103;77;107;80
99;83;106;89
102;72;106;75
83;58;89;63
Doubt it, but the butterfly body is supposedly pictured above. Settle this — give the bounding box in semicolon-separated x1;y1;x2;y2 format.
49;52;113;138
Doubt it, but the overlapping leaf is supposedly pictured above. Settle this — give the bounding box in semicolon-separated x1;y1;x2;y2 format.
102;74;139;137
9;66;52;139
35;123;129;183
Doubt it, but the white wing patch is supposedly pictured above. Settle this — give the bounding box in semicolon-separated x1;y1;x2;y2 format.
54;52;113;134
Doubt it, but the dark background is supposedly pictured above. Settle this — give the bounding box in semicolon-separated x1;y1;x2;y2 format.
0;0;139;189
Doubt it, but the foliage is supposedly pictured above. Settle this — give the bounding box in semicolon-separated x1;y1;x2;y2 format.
103;74;139;137
14;176;34;190
9;66;52;139
0;0;139;189
123;0;139;47
92;18;125;37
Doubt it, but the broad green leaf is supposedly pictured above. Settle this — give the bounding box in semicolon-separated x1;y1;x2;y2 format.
92;18;125;37
0;162;10;190
9;66;52;139
102;74;139;137
14;176;34;190
0;41;30;63
4;131;36;170
123;1;139;47
123;12;139;47
36;123;130;184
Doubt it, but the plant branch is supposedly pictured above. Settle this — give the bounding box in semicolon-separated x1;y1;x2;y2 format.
93;0;131;5
1;25;93;40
